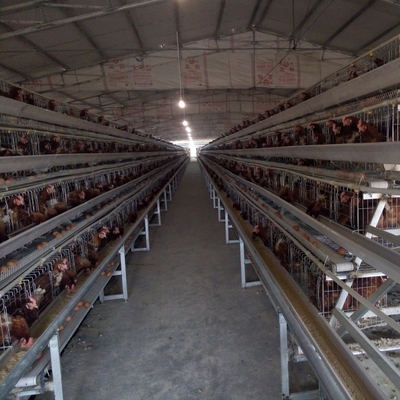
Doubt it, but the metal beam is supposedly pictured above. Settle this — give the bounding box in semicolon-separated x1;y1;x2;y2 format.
322;0;377;48
0;22;70;71
0;63;32;81
333;308;400;392
0;0;165;41
214;0;226;37
289;0;323;47
211;142;400;167
0;0;51;14
42;3;106;10
247;0;263;30
336;278;398;337
120;0;145;51
356;19;400;53
254;0;274;28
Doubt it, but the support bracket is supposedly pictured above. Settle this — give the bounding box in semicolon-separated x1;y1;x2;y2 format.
239;237;261;288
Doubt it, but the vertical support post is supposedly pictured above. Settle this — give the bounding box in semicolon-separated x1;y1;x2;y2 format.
279;312;290;399
144;214;150;251
167;183;172;202
132;215;150;252
217;198;225;222
240;237;246;288
239;237;261;288
49;333;63;400
172;176;177;193
162;190;168;211
225;210;230;243
210;186;214;200
99;246;129;302
225;211;239;244
98;287;105;303
149;198;161;227
329;279;354;327
213;190;218;209
355;198;387;267
119;245;128;301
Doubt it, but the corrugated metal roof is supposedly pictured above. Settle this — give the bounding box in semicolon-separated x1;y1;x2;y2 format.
0;0;399;143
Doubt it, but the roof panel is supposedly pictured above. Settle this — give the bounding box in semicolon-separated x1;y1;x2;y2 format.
1;0;400;144
129;2;176;49
1;52;64;78
79;13;133;37
329;7;400;52
219;0;260;35
22;25;90;48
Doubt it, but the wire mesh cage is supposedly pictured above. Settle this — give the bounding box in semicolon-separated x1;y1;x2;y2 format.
319;275;387;318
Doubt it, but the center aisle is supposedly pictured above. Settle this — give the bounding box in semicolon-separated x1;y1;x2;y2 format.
52;160;282;400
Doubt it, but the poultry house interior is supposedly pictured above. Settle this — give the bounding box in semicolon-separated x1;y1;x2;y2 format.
1;1;400;398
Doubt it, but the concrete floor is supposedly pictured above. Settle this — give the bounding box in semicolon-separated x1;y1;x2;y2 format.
35;160;295;400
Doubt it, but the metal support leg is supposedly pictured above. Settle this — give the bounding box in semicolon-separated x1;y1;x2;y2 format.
225;211;239;244
119;246;128;301
213;190;218;209
240;237;261;288
217;198;226;222
149;198;161;227
329;279;354;327
337;277;397;337
355;198;387;267
279;313;325;400
100;245;129;302
172;176;177;193
49;333;63;400
132;215;150;252
166;183;172;202
161;190;168;211
280;312;290;399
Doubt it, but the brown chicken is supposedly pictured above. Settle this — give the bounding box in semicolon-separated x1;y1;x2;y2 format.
84;187;101;200
109;226;124;241
358;120;385;143
50;134;62;153
91;227;109;252
252;225;261;240
308;122;325;145
68;189;86;207
30;208;48;224
9;195;31;228
278;184;292;203
274;238;288;268
294;125;307;145
39;185;67;215
14;296;39;327
128;211;138;223
16;133;29;155
0;313;33;347
53;258;77;292
338;191;359;227
0;207;9;243
252;225;270;246
39;185;54;204
75;255;93;275
306;193;327;219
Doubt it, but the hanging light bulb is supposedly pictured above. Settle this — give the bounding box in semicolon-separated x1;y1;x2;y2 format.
186;126;191;133
176;32;186;110
182;120;188;126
